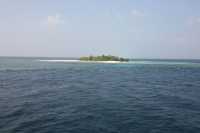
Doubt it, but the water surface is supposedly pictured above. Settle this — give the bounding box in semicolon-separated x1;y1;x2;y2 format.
0;57;200;133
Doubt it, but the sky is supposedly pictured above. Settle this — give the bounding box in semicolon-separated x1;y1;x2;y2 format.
0;0;200;59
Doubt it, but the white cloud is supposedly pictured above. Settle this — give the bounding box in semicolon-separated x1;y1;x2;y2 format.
131;10;144;17
188;17;200;25
42;14;64;29
47;14;64;25
197;18;200;23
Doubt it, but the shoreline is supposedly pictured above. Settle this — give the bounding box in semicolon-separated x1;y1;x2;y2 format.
37;59;200;65
38;59;125;64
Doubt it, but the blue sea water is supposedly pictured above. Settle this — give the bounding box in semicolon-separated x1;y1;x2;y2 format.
0;57;200;133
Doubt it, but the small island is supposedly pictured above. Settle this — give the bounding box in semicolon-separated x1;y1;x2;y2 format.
79;55;129;62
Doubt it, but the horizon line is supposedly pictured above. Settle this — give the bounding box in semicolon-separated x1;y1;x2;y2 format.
0;55;200;60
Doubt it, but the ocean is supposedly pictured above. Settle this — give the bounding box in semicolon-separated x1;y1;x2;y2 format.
0;57;200;133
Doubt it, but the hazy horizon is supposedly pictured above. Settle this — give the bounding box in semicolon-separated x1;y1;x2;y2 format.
1;0;200;59
1;55;200;60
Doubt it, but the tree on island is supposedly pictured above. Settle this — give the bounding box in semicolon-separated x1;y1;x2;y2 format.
79;55;129;62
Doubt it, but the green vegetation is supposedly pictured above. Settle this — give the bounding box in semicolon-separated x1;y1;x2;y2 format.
79;55;129;62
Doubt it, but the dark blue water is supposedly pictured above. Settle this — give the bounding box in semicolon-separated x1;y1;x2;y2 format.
1;57;200;133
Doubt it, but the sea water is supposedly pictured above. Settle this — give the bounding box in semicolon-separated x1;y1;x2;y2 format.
0;57;200;133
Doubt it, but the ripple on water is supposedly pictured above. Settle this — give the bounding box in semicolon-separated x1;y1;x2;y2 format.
1;58;200;133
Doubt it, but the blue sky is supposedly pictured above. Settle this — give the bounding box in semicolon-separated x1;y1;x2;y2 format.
0;0;200;59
